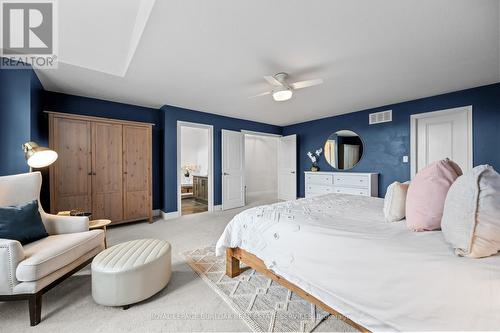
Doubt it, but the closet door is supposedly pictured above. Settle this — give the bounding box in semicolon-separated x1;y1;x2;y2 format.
51;117;92;213
91;122;123;222
123;125;151;221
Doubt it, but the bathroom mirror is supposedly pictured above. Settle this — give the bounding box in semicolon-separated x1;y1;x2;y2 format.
324;130;363;170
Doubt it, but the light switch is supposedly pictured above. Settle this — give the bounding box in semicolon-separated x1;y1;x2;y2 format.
402;155;409;163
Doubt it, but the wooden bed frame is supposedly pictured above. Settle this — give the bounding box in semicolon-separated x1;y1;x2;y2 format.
226;247;370;333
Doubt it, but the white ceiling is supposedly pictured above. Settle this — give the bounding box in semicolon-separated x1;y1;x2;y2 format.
36;0;500;126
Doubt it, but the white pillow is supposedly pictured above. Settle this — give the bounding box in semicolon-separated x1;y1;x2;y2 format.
384;181;410;222
441;165;500;258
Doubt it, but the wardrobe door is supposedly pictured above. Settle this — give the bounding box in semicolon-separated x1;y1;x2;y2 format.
91;122;123;222
51;117;92;213
123;125;151;221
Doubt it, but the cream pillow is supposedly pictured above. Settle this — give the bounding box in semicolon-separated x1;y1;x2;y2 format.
384;181;410;222
441;165;500;258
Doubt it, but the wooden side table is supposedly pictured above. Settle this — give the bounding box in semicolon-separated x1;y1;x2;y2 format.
89;219;112;248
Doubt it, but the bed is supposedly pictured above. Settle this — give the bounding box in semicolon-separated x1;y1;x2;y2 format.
216;193;500;332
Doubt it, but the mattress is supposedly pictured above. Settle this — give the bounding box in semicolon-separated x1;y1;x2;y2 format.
216;193;500;331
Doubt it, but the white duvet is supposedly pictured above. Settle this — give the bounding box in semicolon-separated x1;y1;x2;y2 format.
216;193;500;332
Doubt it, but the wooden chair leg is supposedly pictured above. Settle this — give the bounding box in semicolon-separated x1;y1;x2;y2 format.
28;293;42;326
226;248;241;278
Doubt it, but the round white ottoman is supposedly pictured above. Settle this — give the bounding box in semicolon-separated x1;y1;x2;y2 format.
91;239;171;308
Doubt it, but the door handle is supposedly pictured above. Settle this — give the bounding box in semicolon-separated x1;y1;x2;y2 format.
291;171;295;174
223;172;230;176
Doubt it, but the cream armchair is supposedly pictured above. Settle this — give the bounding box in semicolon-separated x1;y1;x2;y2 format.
0;172;105;326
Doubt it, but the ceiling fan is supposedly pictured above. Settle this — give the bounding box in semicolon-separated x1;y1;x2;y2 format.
251;72;323;102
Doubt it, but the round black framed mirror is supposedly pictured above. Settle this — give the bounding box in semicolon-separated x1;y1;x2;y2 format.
324;130;364;170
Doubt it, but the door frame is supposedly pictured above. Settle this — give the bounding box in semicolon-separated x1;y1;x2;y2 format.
241;129;282;138
410;105;473;178
177;121;214;214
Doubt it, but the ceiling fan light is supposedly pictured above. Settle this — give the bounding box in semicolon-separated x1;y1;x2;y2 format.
272;88;293;102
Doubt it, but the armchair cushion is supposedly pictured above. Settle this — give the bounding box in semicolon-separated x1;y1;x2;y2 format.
16;230;104;282
0;200;48;244
0;239;25;294
41;212;89;235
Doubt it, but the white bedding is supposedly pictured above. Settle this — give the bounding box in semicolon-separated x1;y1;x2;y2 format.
216;193;500;332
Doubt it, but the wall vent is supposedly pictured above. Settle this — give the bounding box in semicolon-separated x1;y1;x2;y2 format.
369;110;392;125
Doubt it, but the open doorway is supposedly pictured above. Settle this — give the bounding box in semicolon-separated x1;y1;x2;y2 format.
243;132;279;205
177;122;214;216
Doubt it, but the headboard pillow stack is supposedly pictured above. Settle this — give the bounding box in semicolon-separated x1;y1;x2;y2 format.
405;159;463;231
441;165;500;258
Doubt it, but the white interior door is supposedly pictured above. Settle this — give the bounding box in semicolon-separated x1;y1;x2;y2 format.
278;134;297;201
411;106;472;177
222;130;245;210
343;144;360;169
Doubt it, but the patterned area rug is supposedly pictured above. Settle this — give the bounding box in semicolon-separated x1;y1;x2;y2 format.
183;246;357;332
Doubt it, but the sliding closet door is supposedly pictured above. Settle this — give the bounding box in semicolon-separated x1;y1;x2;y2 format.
50;117;92;213
91;122;123;222
123;125;152;221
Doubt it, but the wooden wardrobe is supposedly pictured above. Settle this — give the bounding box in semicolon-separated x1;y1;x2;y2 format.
48;112;153;224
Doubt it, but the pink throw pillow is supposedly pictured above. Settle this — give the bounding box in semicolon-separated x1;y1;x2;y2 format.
406;159;462;231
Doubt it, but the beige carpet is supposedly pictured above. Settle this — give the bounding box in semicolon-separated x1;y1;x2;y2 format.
0;193;357;332
184;246;357;332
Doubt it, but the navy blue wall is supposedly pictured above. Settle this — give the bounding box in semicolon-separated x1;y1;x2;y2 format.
0;66;42;176
3;63;499;214
161;105;282;212
43;92;163;210
283;83;500;198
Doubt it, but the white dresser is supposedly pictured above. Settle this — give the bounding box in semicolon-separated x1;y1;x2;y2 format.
304;171;378;198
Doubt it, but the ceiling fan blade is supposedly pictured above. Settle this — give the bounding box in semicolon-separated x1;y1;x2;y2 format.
264;75;283;86
249;91;271;98
291;78;323;90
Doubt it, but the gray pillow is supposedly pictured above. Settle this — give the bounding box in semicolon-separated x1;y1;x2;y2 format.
0;200;48;244
441;165;500;258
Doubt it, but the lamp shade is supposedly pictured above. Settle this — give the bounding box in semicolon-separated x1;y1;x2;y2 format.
22;142;58;168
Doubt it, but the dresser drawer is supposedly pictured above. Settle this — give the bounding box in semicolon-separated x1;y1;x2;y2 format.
333;186;369;196
333;175;369;188
305;173;333;185
305;184;334;195
305;190;321;198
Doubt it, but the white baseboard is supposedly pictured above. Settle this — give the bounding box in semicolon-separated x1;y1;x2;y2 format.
213;205;222;211
152;209;161;217
161;210;180;220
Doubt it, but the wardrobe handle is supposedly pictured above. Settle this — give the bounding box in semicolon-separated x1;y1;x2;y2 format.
87;172;92;176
